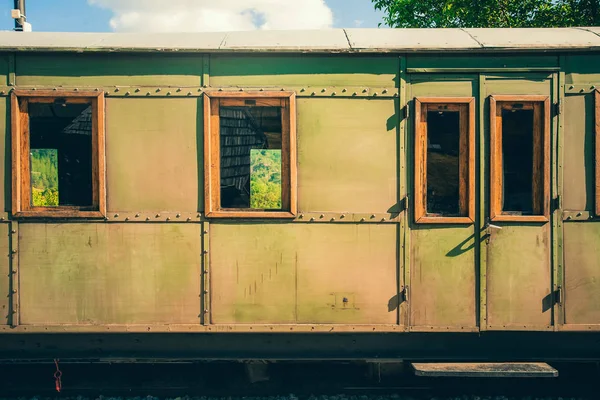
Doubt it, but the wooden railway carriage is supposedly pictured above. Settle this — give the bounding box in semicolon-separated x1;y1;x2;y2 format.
0;28;599;362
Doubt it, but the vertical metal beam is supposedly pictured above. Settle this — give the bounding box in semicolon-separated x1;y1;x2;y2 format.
9;221;18;327
398;55;408;327
478;73;488;331
201;221;210;325
202;54;210;88
554;64;566;329
7;53;15;87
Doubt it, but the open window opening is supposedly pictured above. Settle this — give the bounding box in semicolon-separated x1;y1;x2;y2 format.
414;97;475;224
204;92;296;218
490;95;550;222
11;91;105;218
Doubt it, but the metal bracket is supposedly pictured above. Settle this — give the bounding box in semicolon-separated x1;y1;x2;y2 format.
554;100;562;116
555;286;563;305
551;196;561;212
402;104;410;120
400;286;409;304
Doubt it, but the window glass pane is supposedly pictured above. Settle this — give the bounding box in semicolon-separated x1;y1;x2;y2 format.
28;102;93;207
220;106;282;209
426;110;460;215
501;108;534;213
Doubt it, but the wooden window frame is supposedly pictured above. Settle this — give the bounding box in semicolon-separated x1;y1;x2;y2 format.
596;89;600;216
10;90;106;219
414;97;475;224
203;91;297;219
489;95;550;223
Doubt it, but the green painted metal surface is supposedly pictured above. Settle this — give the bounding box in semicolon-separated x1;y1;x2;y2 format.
106;98;201;212
410;225;477;328
407;76;477;329
19;223;201;325
407;55;559;70
15;54;202;87
210;224;398;325
563;222;600;325
0;223;9;325
297;98;398;213
564;55;600;84
563;94;595;211
486;225;552;328
210;55;398;88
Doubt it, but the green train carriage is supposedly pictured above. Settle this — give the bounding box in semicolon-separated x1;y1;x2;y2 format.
0;28;598;363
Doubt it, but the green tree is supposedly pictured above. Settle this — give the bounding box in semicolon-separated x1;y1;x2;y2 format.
372;0;599;28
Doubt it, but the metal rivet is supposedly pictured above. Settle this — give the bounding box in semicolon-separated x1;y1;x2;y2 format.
166;217;171;221
12;289;16;294
299;214;304;218
330;217;335;221
146;217;150;221
188;92;192;96
332;92;336;96
11;269;16;274
197;214;201;218
12;310;16;314
370;214;376;219
362;89;368;93
135;213;140;218
177;88;181;92
74;88;79;91
167;91;171;96
135;88;140;92
591;86;596;90
125;91;130;96
204;309;209;313
95;88;99;91
11;230;16;234
53;87;57;91
156;214;161;218
11;250;17;254
373;92;378;96
576;212;582;217
187;217;191;221
125;217;130;221
569;85;574;90
146;92;151;96
156;88;161;92
381;218;386;222
310;217;315;221
311;92;316;96
340;214;345;219
382;89;388;94
204;290;209;294
321;88;326;92
342;88;347;92
319;214;324;218
360;218;365;222
204;270;208;274
260;88;264;91
115;88;119;92
218;88;223;91
300;88;306;92
203;230;208;234
203;250;208;254
176;214;181;218
567;216;572;220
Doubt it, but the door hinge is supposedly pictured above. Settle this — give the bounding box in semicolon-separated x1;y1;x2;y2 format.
402;103;410;120
554;100;562;116
551;196;561;212
554;286;563;305
400;285;409;303
399;196;408;212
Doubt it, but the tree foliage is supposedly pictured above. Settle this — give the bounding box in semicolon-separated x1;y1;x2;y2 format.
30;149;59;206
372;0;599;28
250;149;282;209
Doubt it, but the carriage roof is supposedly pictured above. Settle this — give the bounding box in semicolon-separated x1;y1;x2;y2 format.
0;28;599;53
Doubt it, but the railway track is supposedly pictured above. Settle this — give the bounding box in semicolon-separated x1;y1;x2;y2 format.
0;361;597;399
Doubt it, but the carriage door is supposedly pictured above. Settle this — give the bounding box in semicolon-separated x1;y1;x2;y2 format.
482;74;556;331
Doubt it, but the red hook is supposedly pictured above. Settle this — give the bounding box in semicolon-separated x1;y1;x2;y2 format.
53;359;62;393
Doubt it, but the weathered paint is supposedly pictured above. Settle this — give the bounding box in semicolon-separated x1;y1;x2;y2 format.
210;224;397;325
105;98;201;212
209;55;398;88
563;222;600;325
564;55;600;85
19;223;201;325
486;224;552;328
407;55;559;71
409;225;477;328
0;223;9;325
408;76;477;329
15;54;202;87
483;76;553;330
297;98;398;213
563;94;595;211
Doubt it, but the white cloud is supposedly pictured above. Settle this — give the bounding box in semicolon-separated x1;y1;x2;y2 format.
88;0;334;32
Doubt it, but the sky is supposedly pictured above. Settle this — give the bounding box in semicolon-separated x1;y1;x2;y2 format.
1;0;387;32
